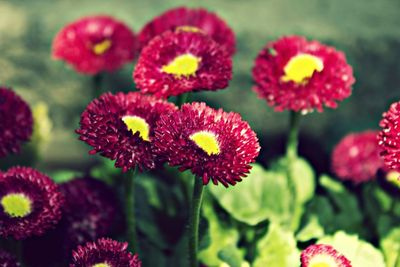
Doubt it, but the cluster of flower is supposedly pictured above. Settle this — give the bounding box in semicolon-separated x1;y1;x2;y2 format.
1;5;399;267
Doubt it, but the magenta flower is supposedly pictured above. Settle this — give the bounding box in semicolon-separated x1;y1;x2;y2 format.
301;244;352;267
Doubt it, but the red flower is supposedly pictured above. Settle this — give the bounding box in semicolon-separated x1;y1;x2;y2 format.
52;15;136;75
133;31;232;98
0;167;63;240
154;102;260;187
0;87;33;158
76;92;177;172
301;244;352;267
70;238;141;267
378;101;400;174
138;6;236;55
331;130;383;183
0;249;20;267
252;36;355;113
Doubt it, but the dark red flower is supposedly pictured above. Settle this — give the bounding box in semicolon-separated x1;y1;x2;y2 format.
0;166;63;240
133;31;232;98
52;15;136;75
77;92;177;172
331;130;383;183
301;244;352;267
0;87;33;158
252;35;355;113
138;6;236;55
70;238;141;267
378;101;400;174
0;249;20;267
154;102;260;187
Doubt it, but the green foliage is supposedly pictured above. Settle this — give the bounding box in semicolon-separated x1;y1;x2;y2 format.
318;231;386;267
381;227;400;267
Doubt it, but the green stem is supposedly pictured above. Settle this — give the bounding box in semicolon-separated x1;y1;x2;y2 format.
285;111;301;229
176;92;191;107
124;167;138;252
92;73;103;99
188;178;205;267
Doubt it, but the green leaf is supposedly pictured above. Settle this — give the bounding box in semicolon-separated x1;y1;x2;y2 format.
199;197;241;267
50;170;82;183
318;231;386;267
209;163;291;226
381;227;400;267
253;223;300;267
296;215;325;242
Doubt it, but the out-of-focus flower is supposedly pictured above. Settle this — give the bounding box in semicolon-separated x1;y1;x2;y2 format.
331;130;383;183
52;15;136;75
301;244;352;267
138;6;236;55
0;249;20;267
378;101;400;175
76;92;177;172
252;35;355;113
30;102;53;153
154;102;260;187
134;31;232;98
70;238;141;267
0;166;63;240
0;87;33;158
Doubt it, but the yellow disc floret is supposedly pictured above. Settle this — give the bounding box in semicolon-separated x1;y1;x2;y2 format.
162;54;201;78
93;39;112;55
93;263;110;267
386;170;400;187
1;193;33;218
190;131;220;156
176;25;204;33
282;54;323;84
122;115;150;141
309;255;339;267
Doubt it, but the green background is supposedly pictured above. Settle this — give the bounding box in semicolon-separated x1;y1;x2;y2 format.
1;0;399;171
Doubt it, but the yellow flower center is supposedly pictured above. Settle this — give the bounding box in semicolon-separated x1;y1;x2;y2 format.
93;39;112;55
309;255;339;267
93;263;110;267
190;131;220;156
386;171;400;187
175;25;204;33
122;115;150;141
162;54;201;78
1;193;33;218
282;54;324;84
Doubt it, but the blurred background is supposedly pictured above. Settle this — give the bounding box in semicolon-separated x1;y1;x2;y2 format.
1;0;399;173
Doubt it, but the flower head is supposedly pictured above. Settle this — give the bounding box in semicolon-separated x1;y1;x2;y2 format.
52;15;136;75
138;6;236;55
0;87;33;158
134;31;232;98
252;36;355;113
70;238;141;267
331;130;383;183
0;249;20;267
378;101;400;174
77;92;177;172
0;167;63;240
301;244;352;267
154;102;260;187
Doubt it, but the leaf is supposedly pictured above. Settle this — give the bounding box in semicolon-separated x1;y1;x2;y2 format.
296;215;325;242
50;170;82;183
318;231;386;267
253;223;300;267
209;163;292;226
381;227;400;267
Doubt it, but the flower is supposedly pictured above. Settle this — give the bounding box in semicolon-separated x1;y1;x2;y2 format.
252;35;355;113
331;130;383;183
138;6;236;55
301;244;352;267
0;166;63;240
378;101;400;174
76;92;177;172
0;249;20;267
0;87;33;158
23;177;122;267
154;102;260;187
70;238;141;267
52;15;136;75
133;30;232;98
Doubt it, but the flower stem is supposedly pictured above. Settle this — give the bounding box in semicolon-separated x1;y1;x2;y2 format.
176;92;191;107
285;111;301;229
124;167;138;253
92;73;103;99
188;177;205;267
